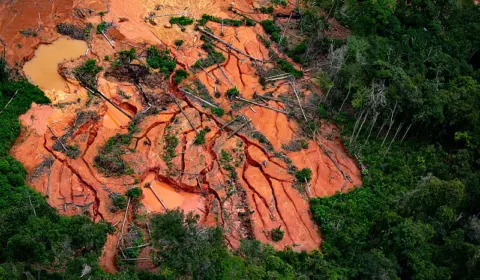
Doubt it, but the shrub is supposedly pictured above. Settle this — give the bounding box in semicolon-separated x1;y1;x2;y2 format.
96;22;111;34
146;46;177;75
270;227;284;242
226;87;240;99
211;107;224;117
169;16;194;25
260;6;274;14
174;69;189;84
296;168;312;182
194;128;210;145
126;187;143;199
112;195;127;210
174;39;184;47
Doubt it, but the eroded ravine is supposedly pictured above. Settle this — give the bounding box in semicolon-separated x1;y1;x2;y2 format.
6;0;362;273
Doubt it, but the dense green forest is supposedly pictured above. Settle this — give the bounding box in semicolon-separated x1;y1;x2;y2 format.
1;0;480;278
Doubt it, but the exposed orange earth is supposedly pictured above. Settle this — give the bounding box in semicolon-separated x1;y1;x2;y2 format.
4;0;361;273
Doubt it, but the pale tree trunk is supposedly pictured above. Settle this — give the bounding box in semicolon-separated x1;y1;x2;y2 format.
350;109;366;145
353;110;370;144
385;122;404;155
364;112;379;146
381;101;398;146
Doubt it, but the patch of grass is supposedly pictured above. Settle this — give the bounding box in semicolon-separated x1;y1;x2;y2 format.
170;16;194;26
73;59;103;89
277;59;304;78
146;46;177;76
173;69;189;84
296;168;312;182
226;87;240;99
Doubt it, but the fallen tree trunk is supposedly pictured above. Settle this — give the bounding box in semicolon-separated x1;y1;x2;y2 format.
86;87;132;120
235;96;288;114
197;27;263;62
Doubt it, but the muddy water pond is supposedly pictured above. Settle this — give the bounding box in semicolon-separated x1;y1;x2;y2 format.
23;37;87;92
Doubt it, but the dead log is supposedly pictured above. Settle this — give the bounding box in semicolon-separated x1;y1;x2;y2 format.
180;89;219;108
218;65;234;86
101;31;115;49
256;94;283;102
318;141;352;183
235;96;288;114
228;118;252;139
197;27;263;62
220;116;240;131
124;243;151;250
170;94;198;134
289;79;307;121
86;87;132;119
116;197;131;248
47;125;67;152
146;183;168;211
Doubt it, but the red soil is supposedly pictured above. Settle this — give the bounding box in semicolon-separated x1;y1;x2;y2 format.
5;0;361;273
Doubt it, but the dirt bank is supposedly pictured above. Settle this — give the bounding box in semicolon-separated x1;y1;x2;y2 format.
6;0;361;273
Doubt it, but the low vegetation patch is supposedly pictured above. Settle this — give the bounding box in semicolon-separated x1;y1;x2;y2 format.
276;59;304;78
270;227;284;242
73;59;103;89
93;130;135;176
56;23;92;40
173;69;189;84
295;168;312;182
226;87;240;99
169;16;194;26
146;46;177;76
